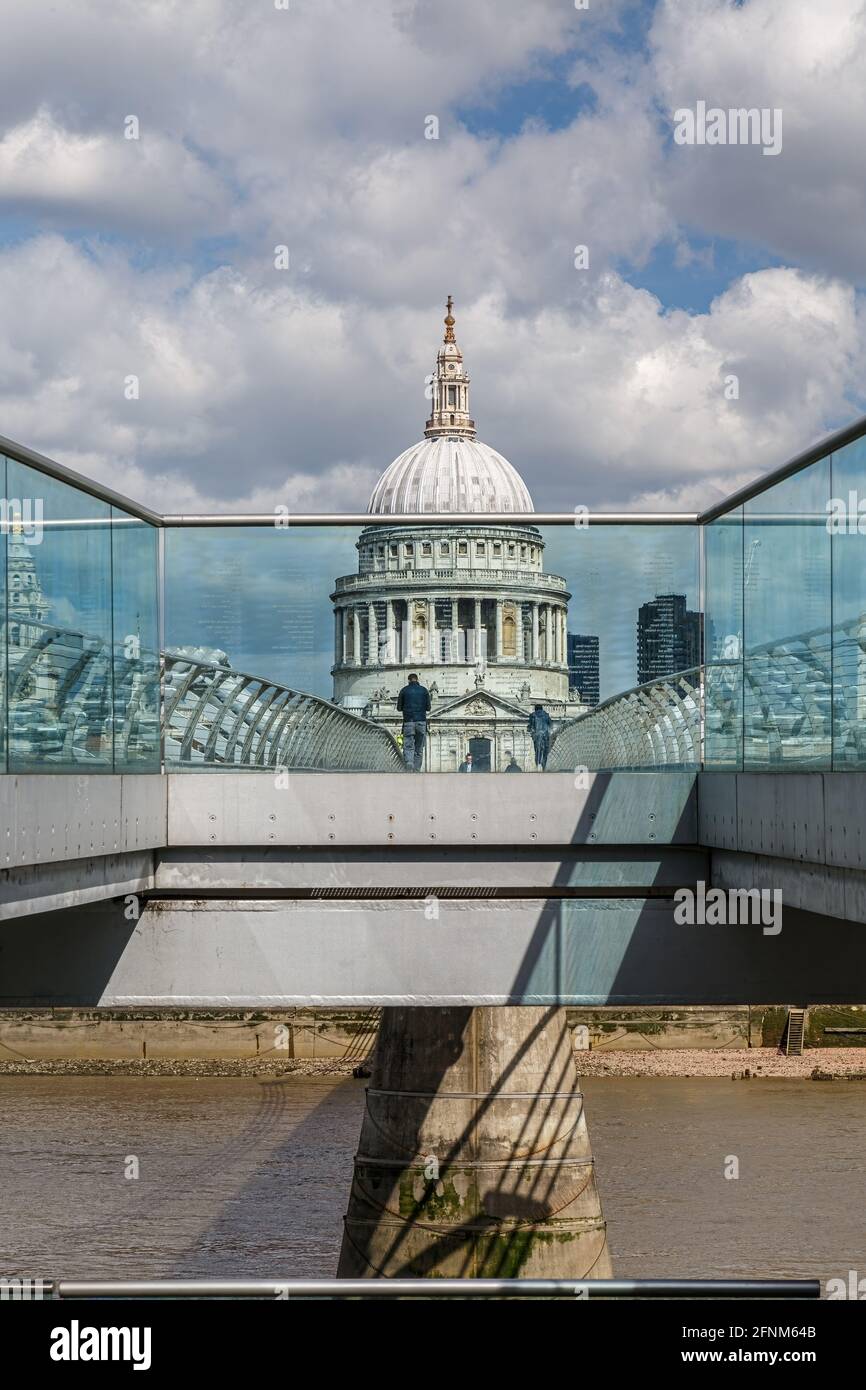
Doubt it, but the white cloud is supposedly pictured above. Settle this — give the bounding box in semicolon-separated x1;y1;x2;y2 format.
0;106;228;234
0;0;864;521
1;237;861;517
651;0;866;281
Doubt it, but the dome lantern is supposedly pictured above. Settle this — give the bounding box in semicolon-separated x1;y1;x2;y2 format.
367;299;534;515
424;295;476;442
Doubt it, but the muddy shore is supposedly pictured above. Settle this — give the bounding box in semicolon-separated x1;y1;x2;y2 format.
575;1047;866;1079
0;1048;864;1079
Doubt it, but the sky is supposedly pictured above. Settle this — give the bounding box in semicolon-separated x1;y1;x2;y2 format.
2;0;866;518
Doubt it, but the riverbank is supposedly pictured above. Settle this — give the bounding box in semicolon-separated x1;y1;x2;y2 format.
2;1006;865;1061
1;1047;864;1079
575;1047;866;1079
0;1057;356;1077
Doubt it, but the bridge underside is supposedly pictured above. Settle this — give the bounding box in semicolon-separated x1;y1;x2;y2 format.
2;894;863;1007
2;771;865;1007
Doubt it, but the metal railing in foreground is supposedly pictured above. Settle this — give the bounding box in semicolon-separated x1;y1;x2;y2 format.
548;668;704;772
550;612;866;772
163;650;404;771
6;616;864;774
45;1278;820;1299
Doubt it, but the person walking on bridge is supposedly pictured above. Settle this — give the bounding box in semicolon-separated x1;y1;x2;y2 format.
527;704;552;771
396;672;431;772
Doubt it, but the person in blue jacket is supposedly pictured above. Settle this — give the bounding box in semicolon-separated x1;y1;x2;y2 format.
396;673;431;771
527;704;552;770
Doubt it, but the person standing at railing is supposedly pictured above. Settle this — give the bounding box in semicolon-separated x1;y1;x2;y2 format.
396;672;431;772
527;704;551;771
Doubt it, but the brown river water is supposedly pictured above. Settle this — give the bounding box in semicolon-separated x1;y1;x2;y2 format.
0;1075;863;1283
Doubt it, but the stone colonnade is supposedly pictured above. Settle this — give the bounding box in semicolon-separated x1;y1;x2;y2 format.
334;596;568;666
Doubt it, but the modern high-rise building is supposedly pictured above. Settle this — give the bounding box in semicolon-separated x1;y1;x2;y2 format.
637;594;703;685
567;633;600;706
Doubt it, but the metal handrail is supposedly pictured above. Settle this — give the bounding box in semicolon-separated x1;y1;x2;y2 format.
4;405;866;530
43;1277;820;1299
698;411;866;523
163;650;404;771
549;610;866;772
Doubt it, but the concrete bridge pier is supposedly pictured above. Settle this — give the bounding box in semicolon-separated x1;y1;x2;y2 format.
337;1005;612;1280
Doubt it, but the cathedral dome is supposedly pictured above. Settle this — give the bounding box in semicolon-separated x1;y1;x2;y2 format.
367;296;534;516
367;435;534;515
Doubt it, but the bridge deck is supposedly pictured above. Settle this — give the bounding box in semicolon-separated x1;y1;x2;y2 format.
2;771;866;1006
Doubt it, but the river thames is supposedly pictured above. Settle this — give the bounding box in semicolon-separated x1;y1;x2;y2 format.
1;1075;864;1284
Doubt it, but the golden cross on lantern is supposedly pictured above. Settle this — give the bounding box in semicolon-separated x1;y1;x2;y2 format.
444;295;456;342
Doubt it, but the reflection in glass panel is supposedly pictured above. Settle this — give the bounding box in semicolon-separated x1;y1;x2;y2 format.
111;512;161;772
6;460;113;770
743;458;832;769
163;523;700;772
831;437;866;767
164;526;356;694
704;508;743;769
542;526;701;699
0;456;6;772
164;526;403;771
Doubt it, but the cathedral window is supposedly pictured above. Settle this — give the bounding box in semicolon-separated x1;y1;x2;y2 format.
440;541;449;554
458;541;468;556
422;542;432;556
477;542;485;555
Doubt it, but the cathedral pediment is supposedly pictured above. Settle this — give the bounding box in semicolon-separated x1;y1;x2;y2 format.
430;689;527;720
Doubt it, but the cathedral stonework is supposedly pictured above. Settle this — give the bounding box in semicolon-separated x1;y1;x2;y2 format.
331;301;587;771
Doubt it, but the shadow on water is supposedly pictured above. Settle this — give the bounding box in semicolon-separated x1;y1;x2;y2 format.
160;1074;363;1278
0;1071;364;1280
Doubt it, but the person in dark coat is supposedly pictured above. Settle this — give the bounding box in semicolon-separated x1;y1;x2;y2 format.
396;673;431;771
504;756;523;772
527;704;552;770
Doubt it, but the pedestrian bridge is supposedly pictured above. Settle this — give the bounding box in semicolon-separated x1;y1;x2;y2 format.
3;766;866;1007
2;417;866;1008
